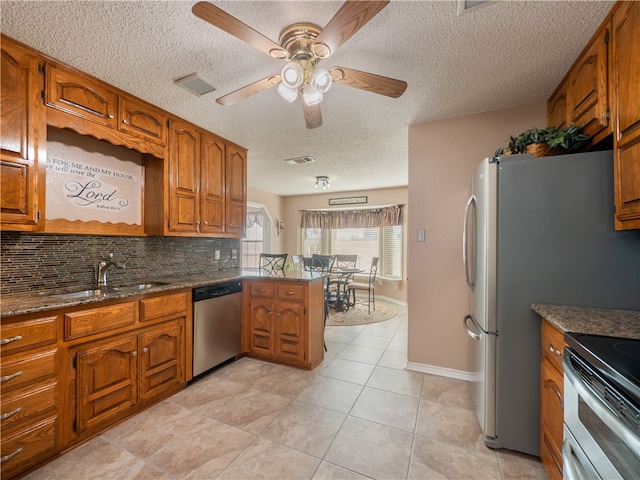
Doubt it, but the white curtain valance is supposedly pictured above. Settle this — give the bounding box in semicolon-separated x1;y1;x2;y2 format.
301;205;402;229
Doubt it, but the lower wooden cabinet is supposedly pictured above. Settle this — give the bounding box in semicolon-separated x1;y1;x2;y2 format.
0;291;188;479
242;278;324;369
540;320;565;480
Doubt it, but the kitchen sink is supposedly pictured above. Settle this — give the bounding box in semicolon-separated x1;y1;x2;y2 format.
42;281;169;299
110;282;169;292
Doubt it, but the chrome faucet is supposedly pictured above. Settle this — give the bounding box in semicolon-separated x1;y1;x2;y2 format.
96;253;126;287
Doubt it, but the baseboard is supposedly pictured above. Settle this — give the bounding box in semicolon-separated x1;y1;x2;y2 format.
404;361;475;382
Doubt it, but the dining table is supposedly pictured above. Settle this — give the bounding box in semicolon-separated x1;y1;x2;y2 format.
327;267;364;312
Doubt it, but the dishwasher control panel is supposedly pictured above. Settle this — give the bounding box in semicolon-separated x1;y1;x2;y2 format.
193;281;242;301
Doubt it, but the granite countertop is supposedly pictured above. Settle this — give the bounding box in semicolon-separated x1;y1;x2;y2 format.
532;303;640;340
1;268;324;318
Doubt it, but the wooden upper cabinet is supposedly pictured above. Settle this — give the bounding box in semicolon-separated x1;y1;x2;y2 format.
168;118;200;234
226;144;247;237
0;35;46;230
46;63;117;129
547;77;569;129
200;131;225;235
118;95;167;146
612;0;640;230
568;20;611;142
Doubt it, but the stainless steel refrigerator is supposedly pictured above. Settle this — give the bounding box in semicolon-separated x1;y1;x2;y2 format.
462;151;640;456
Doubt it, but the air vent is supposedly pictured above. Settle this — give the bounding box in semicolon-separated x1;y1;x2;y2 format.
174;73;216;96
457;0;492;16
284;156;315;165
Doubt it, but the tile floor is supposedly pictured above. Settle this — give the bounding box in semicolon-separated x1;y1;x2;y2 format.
26;303;548;480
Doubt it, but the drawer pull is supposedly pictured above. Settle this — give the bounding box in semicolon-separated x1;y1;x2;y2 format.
548;344;562;356
0;371;23;383
132;351;137;357
1;335;23;345
0;448;23;463
1;407;22;420
143;347;148;353
284;291;295;296
256;289;266;293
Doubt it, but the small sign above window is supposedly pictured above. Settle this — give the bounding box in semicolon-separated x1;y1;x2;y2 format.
329;196;368;206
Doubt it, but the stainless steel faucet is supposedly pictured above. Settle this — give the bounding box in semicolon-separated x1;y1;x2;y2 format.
97;253;126;287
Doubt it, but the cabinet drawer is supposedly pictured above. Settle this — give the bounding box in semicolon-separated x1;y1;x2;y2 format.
541;320;565;372
64;302;136;340
249;282;275;299
1;315;58;355
0;416;58;477
277;284;305;302
140;293;187;322
0;349;57;392
1;380;58;432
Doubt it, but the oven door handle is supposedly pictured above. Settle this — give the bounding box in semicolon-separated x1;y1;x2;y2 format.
563;355;640;454
562;428;601;480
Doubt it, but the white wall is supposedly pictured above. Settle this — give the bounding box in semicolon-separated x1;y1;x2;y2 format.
407;103;546;374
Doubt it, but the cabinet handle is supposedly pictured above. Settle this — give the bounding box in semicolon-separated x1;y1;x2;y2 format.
1;335;23;345
132;351;137;357
228;224;236;228
204;221;208;225
143;347;148;353
256;289;266;293
0;407;22;420
0;448;23;463
0;371;22;383
548;344;562;356
123;118;129;124
284;291;295;296
108;114;114;119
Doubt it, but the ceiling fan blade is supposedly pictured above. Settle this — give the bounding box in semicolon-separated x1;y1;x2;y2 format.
216;75;281;106
311;1;389;58
302;103;323;129
193;2;288;59
329;67;407;98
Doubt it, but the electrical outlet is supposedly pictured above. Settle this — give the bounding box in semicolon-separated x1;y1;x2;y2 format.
231;249;238;259
214;250;220;260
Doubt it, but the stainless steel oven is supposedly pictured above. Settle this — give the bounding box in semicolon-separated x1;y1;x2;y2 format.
563;333;640;480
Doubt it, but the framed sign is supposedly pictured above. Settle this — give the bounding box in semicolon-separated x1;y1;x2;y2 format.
329;196;368;206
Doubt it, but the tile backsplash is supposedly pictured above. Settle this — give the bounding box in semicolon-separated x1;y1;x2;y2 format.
1;232;241;294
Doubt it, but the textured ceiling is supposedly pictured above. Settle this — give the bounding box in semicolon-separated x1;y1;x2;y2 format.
1;1;614;196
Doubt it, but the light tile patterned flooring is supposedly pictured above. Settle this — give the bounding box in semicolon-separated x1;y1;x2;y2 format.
26;304;548;479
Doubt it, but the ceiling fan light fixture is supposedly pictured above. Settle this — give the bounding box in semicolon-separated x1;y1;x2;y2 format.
277;83;299;103
310;68;332;94
302;85;323;106
281;62;304;89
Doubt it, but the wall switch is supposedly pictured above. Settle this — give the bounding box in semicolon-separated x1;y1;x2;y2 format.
214;250;220;260
231;249;238;259
417;229;426;242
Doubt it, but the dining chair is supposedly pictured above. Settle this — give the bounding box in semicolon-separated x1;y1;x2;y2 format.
347;257;379;314
329;254;358;305
259;253;288;271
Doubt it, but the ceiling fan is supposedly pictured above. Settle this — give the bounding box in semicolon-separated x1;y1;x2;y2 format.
192;0;408;129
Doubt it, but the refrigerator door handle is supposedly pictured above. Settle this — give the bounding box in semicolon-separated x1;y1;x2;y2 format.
463;195;476;289
463;314;481;340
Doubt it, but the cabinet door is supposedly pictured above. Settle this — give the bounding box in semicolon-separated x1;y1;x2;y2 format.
138;320;184;403
75;334;137;434
45;63;117;129
547;77;568;129
612;1;640;230
225;144;246;237
168;118;200;233
540;358;564;480
568;22;610;140
0;36;45;229
247;299;275;357
118;95;167;146
274;301;305;365
200;131;225;234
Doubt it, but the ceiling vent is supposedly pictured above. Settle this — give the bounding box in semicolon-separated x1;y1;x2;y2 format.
174;73;216;96
284;156;315;165
457;0;492;16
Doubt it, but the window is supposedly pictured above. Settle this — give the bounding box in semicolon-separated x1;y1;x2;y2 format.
302;225;403;280
242;203;272;268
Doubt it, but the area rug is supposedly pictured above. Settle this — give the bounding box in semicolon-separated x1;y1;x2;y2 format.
326;301;396;326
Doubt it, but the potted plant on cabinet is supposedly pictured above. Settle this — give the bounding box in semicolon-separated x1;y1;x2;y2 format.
495;125;590;157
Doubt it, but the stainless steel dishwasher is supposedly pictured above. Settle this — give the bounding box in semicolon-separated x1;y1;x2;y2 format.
192;281;243;378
